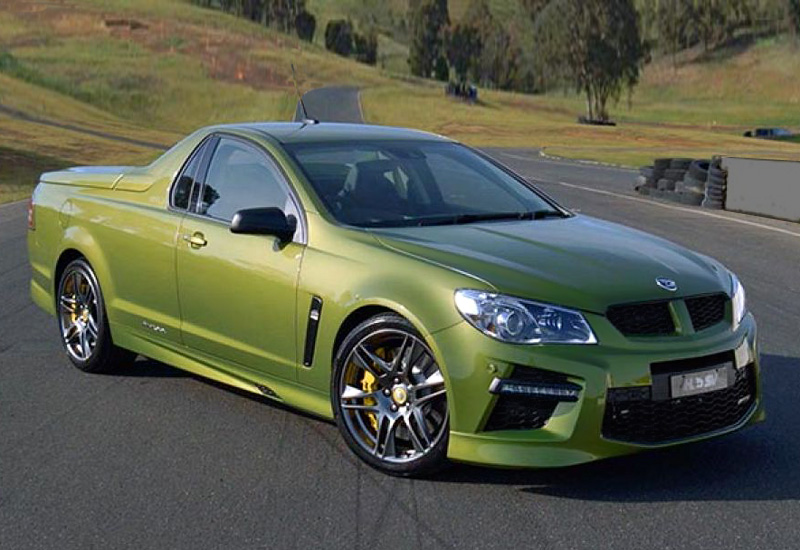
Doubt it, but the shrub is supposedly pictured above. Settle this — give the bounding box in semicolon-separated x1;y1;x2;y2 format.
353;31;378;65
295;10;316;42
325;19;354;57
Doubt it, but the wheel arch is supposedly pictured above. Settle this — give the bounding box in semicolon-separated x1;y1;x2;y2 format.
328;299;455;390
53;229;117;318
332;305;396;361
53;249;86;296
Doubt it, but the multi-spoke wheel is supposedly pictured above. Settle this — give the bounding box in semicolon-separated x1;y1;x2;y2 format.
332;313;449;477
56;258;135;373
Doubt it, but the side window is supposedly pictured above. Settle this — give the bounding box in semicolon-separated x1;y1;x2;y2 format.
199;138;291;222
172;143;205;210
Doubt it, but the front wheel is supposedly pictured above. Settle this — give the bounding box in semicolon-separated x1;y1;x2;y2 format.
56;258;136;373
332;313;449;477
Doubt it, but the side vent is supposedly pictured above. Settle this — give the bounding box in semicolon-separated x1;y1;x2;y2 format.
303;296;323;367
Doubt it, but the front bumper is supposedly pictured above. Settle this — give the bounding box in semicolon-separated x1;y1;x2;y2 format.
430;312;763;469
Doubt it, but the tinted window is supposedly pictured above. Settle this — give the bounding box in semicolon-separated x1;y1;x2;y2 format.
200;138;291;222
172;143;204;210
285;140;562;228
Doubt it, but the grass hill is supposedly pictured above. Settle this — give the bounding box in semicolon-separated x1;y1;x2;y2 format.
1;0;800;203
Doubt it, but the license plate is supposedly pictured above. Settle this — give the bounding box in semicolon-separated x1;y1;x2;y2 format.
670;365;730;398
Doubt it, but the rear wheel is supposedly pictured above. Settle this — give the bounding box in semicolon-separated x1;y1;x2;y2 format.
57;258;136;373
332;314;449;477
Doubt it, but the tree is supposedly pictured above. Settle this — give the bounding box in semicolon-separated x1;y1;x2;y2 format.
434;55;450;81
325;19;354;57
789;0;800;36
295;10;316;42
408;0;449;77
534;0;647;122
445;24;481;82
354;31;379;65
463;0;523;90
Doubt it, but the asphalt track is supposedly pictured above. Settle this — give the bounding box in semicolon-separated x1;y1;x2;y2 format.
2;89;800;550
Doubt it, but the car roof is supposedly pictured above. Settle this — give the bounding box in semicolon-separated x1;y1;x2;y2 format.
207;122;451;145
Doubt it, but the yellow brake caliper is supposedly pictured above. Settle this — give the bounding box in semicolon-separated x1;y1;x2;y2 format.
361;370;379;432
361;347;388;432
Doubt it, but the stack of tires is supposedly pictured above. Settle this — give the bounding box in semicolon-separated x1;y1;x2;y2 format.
675;160;708;206
636;158;690;195
702;158;727;210
636;156;725;209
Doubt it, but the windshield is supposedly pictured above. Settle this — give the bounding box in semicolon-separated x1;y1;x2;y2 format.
284;140;565;228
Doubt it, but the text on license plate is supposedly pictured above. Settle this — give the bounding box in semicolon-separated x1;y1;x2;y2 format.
670;365;730;398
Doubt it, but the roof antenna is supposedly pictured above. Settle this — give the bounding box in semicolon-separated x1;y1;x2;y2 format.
291;63;318;125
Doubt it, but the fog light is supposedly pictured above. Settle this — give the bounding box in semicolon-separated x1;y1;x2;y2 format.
489;378;581;402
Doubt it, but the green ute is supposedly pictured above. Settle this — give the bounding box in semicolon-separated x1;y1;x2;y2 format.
28;122;763;477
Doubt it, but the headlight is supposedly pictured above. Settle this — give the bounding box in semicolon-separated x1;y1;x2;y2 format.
454;289;597;345
731;274;746;331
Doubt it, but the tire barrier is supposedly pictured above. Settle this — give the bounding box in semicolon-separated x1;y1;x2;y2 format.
702;157;727;210
636;156;724;209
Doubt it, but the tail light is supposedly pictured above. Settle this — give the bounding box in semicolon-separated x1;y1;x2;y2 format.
27;197;35;230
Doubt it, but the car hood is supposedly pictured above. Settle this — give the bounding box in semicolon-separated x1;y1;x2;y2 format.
371;215;731;313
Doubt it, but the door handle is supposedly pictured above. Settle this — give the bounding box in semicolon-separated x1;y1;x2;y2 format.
183;232;207;249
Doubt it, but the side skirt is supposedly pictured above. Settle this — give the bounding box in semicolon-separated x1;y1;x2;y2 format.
111;323;334;421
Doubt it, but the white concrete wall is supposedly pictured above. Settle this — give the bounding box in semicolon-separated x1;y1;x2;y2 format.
723;157;800;222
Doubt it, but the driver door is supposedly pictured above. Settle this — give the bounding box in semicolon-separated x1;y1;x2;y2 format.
176;135;305;381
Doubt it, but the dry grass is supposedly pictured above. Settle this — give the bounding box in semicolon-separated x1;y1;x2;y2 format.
362;84;800;166
1;0;800;205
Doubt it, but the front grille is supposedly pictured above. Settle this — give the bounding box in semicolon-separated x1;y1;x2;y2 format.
483;367;568;431
686;293;728;331
606;301;675;336
603;364;755;444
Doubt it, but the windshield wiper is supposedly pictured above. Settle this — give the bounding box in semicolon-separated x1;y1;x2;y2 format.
426;210;567;226
361;210;567;228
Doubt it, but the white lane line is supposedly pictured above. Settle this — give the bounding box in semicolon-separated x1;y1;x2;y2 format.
550;180;800;239
355;89;366;124
498;151;636;172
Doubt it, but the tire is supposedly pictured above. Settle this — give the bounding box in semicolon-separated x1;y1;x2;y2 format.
664;168;687;181
689;159;710;181
682;174;705;191
707;174;727;187
684;182;705;195
678;191;704;206
331;313;449;477
669;158;693;171
708;165;727;181
56;258;136;373
654;158;671;171
657;178;676;191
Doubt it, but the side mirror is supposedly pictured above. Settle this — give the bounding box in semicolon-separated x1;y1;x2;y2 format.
230;207;297;242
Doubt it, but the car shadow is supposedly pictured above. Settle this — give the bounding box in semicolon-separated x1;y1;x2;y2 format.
113;356;332;424
102;356;189;378
438;353;799;502
104;351;798;501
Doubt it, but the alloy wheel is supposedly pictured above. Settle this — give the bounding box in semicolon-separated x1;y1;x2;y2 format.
338;328;448;463
58;267;100;362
